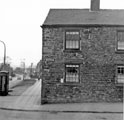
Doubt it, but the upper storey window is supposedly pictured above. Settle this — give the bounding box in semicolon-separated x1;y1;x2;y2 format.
117;31;124;50
65;31;80;50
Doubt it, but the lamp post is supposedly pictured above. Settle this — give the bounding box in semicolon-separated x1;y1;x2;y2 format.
0;40;6;67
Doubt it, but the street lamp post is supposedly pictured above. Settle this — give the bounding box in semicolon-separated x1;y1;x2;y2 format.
0;40;6;68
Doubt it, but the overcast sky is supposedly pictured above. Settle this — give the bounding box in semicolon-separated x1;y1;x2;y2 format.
0;0;124;67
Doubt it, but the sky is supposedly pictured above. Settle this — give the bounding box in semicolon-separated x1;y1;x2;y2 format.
0;0;124;68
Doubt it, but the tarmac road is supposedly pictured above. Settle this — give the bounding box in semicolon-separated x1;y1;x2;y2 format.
0;108;123;120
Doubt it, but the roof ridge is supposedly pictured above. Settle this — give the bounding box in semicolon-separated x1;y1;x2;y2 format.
50;8;124;11
50;8;89;10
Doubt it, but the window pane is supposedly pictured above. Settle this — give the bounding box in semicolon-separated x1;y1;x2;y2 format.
117;75;124;83
75;41;79;48
66;40;79;49
66;32;70;35
66;41;70;48
117;31;124;50
118;42;124;50
118;32;124;42
118;68;121;74
72;41;75;48
71;41;73;48
120;68;123;74
66;74;69;81
117;66;124;83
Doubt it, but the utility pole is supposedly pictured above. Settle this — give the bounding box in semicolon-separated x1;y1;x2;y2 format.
30;63;33;77
21;59;25;80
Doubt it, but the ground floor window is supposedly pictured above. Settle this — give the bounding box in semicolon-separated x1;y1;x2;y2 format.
65;64;79;82
117;65;124;83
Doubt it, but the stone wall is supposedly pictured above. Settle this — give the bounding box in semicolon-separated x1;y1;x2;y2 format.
41;26;124;104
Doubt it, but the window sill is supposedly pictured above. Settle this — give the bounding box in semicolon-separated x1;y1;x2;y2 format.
63;49;81;53
115;83;123;87
60;82;81;86
115;50;124;54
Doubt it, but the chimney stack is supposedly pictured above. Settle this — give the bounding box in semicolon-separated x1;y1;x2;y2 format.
90;0;100;11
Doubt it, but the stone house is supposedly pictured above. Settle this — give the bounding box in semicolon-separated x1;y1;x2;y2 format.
41;0;124;104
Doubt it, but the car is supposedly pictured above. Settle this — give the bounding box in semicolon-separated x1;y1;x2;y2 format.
17;77;21;80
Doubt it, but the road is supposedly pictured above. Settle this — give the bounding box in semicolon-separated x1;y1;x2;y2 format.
0;109;122;120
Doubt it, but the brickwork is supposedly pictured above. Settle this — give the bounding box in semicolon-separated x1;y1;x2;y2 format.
41;26;124;104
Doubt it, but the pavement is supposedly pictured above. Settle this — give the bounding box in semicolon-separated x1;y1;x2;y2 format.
0;79;123;113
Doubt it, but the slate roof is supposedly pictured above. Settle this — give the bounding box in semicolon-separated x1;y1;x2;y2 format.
42;9;124;26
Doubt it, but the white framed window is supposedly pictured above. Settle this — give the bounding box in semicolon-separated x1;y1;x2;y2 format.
117;65;124;83
117;31;124;50
65;64;79;82
65;31;80;50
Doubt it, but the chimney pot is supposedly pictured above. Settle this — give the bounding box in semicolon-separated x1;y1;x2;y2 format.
91;0;100;11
